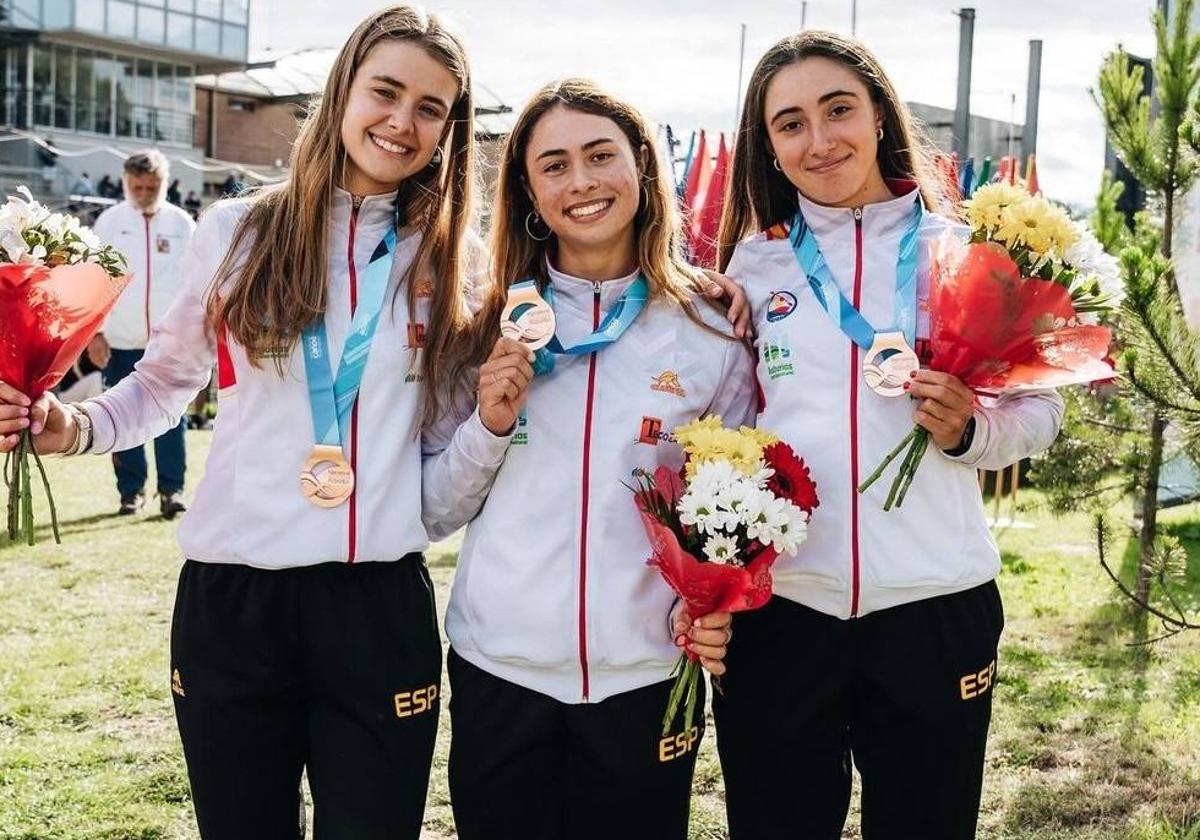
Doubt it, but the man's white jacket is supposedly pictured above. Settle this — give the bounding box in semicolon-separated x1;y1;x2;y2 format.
93;200;197;350
726;183;1064;620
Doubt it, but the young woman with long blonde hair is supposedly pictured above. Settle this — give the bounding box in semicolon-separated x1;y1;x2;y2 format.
713;31;1063;839
424;78;751;840
0;7;533;837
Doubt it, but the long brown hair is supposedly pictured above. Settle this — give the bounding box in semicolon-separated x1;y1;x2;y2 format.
207;5;476;427
466;78;722;366
717;30;941;271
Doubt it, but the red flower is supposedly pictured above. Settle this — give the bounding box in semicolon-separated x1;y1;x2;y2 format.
763;441;819;513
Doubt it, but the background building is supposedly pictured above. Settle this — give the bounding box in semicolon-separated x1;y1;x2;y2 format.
0;0;248;200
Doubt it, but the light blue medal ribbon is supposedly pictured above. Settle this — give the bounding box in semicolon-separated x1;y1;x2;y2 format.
790;200;924;396
301;227;398;450
509;274;650;376
790;200;923;350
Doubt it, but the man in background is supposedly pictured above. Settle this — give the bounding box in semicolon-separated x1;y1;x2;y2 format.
87;150;197;518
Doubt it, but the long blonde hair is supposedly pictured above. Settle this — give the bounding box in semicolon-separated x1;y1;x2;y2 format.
718;30;941;271
467;78;722;365
207;5;476;426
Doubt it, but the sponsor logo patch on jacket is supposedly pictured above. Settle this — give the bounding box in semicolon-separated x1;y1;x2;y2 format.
407;322;426;348
766;291;798;322
650;371;686;398
637;416;676;445
762;333;795;380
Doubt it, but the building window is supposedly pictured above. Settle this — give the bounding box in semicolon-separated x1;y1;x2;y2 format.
194;17;219;54
137;5;166;44
166;12;194;49
11;0;40;28
44;0;73;28
76;0;107;32
222;0;248;24
107;1;137;38
220;23;246;59
168;0;194;10
194;0;221;18
75;50;96;133
54;45;72;129
32;45;52;126
94;54;115;134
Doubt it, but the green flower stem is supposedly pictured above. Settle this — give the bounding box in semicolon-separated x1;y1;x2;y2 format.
5;444;18;540
661;653;691;736
893;430;932;510
857;425;921;493
20;432;33;545
28;433;60;544
682;660;700;736
883;428;928;512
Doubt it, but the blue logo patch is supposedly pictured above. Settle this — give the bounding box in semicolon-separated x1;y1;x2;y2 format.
766;291;798;322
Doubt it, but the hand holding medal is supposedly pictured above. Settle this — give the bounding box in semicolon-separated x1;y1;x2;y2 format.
478;338;535;437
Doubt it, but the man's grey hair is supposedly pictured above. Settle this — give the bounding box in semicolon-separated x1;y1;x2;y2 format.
123;149;169;179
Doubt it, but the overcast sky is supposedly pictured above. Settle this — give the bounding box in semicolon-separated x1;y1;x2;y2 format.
245;0;1158;208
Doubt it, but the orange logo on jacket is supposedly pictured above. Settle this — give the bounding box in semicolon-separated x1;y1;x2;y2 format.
394;683;438;718
651;371;686;398
407;323;427;348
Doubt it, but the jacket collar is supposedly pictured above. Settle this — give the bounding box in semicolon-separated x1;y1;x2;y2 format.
545;258;640;313
331;186;399;230
795;178;921;238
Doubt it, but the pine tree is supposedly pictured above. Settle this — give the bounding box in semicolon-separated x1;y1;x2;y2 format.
1096;0;1200;604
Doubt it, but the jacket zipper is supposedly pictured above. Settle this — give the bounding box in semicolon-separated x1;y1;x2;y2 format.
578;281;601;700
850;207;863;617
346;195;362;564
143;215;152;341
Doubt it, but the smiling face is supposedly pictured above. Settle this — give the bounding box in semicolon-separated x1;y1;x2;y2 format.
339;40;459;196
764;55;889;208
523;105;644;260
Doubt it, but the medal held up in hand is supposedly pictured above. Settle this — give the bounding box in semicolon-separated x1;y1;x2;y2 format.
500;281;556;351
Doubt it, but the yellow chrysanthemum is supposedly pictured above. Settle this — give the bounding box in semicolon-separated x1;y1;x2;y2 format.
674;417;774;478
963;182;1028;234
995;197;1059;256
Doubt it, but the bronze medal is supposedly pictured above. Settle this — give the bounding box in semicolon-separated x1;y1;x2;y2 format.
862;331;920;397
299;444;355;508
500;283;556;351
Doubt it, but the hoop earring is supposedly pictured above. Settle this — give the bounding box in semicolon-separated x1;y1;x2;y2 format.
876;126;884;141
772;157;783;172
429;147;444;166
524;210;552;242
639;182;651;211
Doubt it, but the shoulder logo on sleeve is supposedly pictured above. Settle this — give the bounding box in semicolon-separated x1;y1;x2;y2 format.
650;371;687;398
766;291;798;322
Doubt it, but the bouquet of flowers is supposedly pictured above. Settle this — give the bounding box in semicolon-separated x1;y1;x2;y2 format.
858;183;1118;509
0;187;128;544
629;416;819;735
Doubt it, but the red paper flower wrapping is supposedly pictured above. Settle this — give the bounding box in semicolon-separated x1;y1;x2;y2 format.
927;236;1114;393
0;262;129;401
640;511;778;617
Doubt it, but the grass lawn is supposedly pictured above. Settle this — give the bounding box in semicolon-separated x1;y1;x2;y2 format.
2;430;1199;839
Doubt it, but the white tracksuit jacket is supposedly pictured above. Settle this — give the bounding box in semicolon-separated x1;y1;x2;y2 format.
426;263;758;704
83;189;511;568
92;200;197;351
726;183;1064;620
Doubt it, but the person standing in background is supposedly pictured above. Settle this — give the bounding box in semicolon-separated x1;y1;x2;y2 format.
89;150;198;518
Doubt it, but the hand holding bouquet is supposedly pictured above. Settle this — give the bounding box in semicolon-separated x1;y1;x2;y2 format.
629;416;819;735
858;183;1118;510
0;187;128;544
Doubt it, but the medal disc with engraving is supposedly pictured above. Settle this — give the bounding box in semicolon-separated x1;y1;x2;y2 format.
501;284;556;351
862;331;920;397
299;444;355;508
